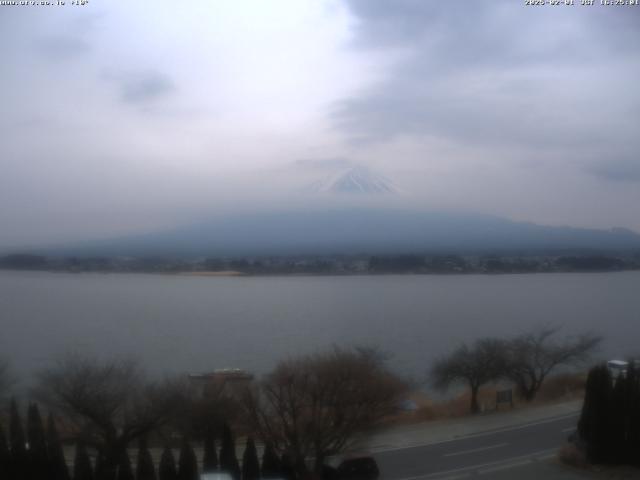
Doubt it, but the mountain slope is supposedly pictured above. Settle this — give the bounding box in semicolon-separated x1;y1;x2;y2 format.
45;209;640;257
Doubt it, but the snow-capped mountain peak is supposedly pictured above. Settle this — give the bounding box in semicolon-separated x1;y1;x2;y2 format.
309;166;399;195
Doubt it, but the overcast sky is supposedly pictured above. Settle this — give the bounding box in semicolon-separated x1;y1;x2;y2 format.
1;0;639;247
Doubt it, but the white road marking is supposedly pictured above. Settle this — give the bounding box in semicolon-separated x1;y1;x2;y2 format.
391;448;558;480
536;452;556;461
443;442;508;457
370;412;579;454
477;458;532;474
432;474;470;480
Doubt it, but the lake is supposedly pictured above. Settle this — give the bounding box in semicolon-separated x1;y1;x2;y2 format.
1;270;638;385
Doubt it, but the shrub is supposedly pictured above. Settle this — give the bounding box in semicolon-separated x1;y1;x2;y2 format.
558;444;588;469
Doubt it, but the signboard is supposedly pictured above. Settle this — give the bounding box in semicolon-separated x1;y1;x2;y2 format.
496;389;513;409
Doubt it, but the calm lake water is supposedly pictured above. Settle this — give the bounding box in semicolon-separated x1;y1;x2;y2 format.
1;270;638;384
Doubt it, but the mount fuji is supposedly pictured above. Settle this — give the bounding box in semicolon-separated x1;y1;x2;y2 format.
40;209;640;258
308;166;399;195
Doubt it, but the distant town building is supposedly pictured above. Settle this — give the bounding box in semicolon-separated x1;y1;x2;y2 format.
188;368;254;398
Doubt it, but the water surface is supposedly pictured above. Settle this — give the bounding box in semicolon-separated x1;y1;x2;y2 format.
1;270;638;383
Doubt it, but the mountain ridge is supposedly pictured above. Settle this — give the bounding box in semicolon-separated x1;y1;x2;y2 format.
34;208;640;258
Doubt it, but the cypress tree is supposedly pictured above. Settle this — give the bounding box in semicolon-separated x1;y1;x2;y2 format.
260;443;281;479
47;414;71;480
136;437;157;480
202;428;218;473
0;422;10;480
94;451;105;480
241;437;260;480
610;371;631;464
279;453;296;480
95;448;117;480
27;403;49;480
626;363;640;466
116;451;134;480
177;439;198;480
73;442;94;480
219;424;240;480
578;365;613;463
9;398;28;480
158;447;178;480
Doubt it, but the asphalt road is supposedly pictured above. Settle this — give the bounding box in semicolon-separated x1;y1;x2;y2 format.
372;413;579;479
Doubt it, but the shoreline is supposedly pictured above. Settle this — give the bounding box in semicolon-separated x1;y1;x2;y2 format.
1;267;640;277
178;270;245;277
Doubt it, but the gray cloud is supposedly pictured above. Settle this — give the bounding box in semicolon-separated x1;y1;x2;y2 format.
105;70;176;105
1;1;639;247
589;160;640;183
336;0;640;150
34;34;91;61
346;1;639;64
31;12;104;61
293;157;353;170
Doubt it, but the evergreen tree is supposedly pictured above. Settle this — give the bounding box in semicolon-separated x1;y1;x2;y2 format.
610;370;632;463
578;365;613;463
202;428;218;473
47;414;71;480
9;398;28;480
95;448;118;480
158;447;178;480
0;422;10;480
219;424;240;480
279;453;296;480
241;437;260;480
260;443;281;479
94;451;105;480
626;364;640;466
73;442;94;480
116;451;134;480
177;439;198;480
27;403;49;480
136;437;157;480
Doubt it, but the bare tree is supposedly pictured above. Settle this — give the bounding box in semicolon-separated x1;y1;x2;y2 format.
165;376;242;441
244;347;407;477
34;353;181;480
505;327;602;401
430;338;507;414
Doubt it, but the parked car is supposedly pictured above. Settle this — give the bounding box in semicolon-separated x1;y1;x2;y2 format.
607;359;628;379
322;464;340;480
201;474;234;480
336;456;380;480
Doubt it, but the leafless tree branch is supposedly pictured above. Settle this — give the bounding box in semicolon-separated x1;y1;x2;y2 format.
243;346;407;477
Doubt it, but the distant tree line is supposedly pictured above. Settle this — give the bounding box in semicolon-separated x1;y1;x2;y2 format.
2;252;639;275
577;363;640;466
430;327;601;414
555;256;625;271
0;254;48;270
